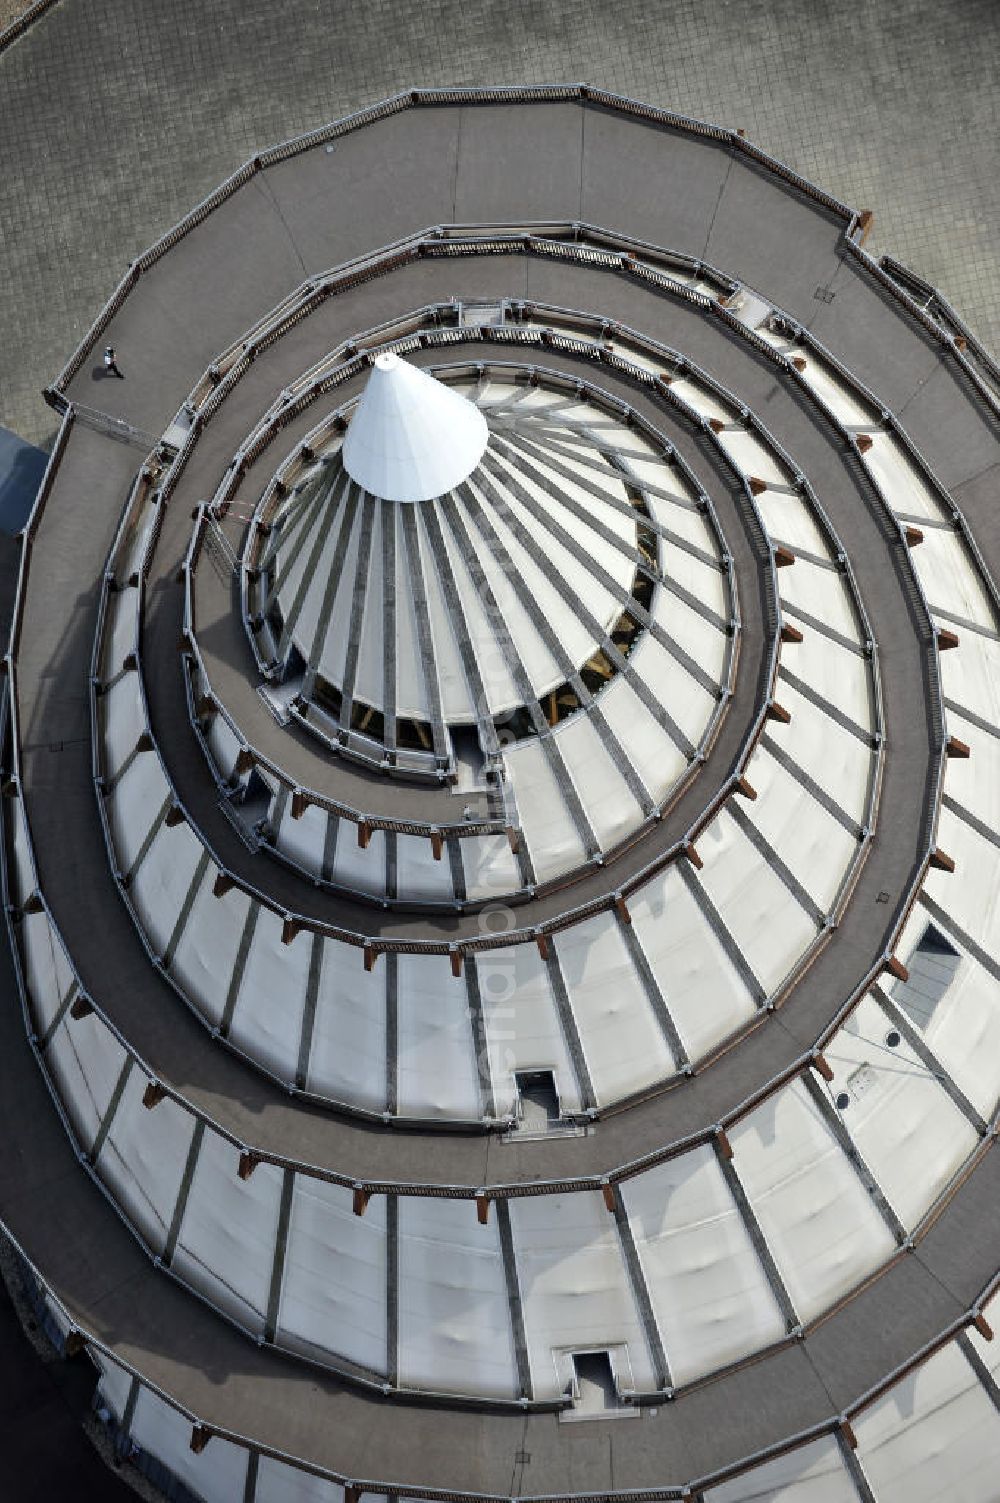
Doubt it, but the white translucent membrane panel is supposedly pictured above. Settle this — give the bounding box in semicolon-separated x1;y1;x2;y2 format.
641;483;722;559
925;804;1000;957
628;631;716;748
495;433;636;568
622;1147;785;1386
396;953;479;1119
306;940;385;1111
553;712;646;851
729;1078;896;1322
397;1197;517;1398
509;1191;657;1400
275;799;326;874
437;504;521;716
467;475;597;676
172;1130;282;1331
461;833;522;902
130;1386;250;1503
503;737;588;882
20;907;75;1036
742;744;857;913
229;909;309;1081
478;943;582;1119
827;992;978;1228
416;508;474;721
457;489;564;700
650;574;728;685
102;585;137;682
117;504;158;584
770;680;871;825
752;488;832;559
862;432;950;524
395;832;454;902
96;1070;195;1253
46;1011;128;1151
206;707;242;782
668;379;735;428
486;451;626;626
696;809;818;997
256;1455;351;1503
283;484;356;667
353;503;385;710
942;706;1000;831
130;819;205;961
277;1177;386;1372
782;618;873;733
910;527;996;630
853;1341;1000;1503
629;861;756;1060
704;1435;857;1502
332;825;386;898
777;560;863;644
395;508;432;721
939;631;1000;735
93;1349;134;1417
9;790;33;907
101;672;145;781
715;428;791;490
889;906;1000;1121
107;750;171;874
170;876;251;1030
598;675;688;803
554;910;675;1103
786;348;879;428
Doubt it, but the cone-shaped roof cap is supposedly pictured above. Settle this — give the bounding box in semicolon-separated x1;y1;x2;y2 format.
342;352;489;502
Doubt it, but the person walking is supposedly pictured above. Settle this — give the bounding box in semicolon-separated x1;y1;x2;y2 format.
103;345;124;379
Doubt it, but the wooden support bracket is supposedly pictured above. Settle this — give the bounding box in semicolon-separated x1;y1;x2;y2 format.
363;944;376;973
767;701;792;724
773;546;796;568
281;917;299;946
790;355;807;373
212;871;234;899
683;841;703;871
165;804;185;828
734;776;758;801
475;1193;490;1226
357;820;372;850
946;735;970;759
614;894;631;926
450;948;464;979
811;1052;835;1083
430;830;443;862
715;1126;734;1161
856;434;874;454
748;476;768;496
353;1186;370;1218
70;996;94;1021
839;1418;859;1451
234;747;254;777
855;209;874;246
708;417;725;434
929;848;956;873
506;826;520;854
535;931;550;961
937;628;960;651
136;732;154;754
885;955;909;984
237;1151;259;1181
601;1182;616;1213
291;790;308;821
904;525;924;547
190;1425;211;1455
142;1081;166;1110
973;1311;994;1341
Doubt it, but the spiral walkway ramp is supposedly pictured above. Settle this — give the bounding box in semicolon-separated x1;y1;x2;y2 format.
3;86;1000;1502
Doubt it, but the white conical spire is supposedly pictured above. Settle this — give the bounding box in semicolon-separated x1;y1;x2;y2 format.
342;352;489;503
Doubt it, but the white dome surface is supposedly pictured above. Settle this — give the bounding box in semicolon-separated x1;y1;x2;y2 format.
342;351;489;502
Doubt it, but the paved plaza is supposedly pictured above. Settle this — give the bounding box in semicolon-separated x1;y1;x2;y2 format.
0;0;998;448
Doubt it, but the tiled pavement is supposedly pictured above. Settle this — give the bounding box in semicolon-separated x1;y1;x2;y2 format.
0;0;997;444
